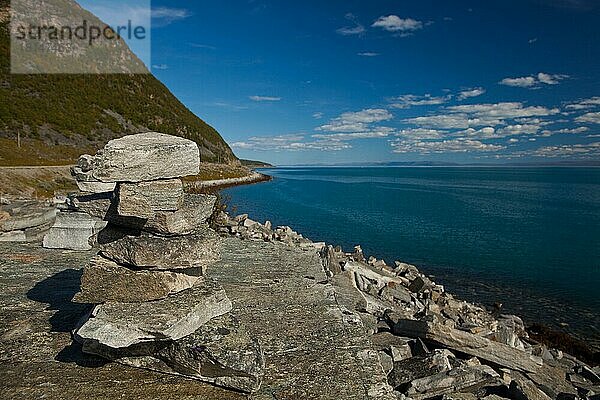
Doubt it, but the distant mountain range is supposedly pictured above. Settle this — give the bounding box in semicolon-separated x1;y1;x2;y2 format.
277;160;600;167
0;0;237;166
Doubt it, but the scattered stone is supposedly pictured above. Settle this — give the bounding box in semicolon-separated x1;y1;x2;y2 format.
75;278;232;349
405;364;501;398
73;256;200;303
509;372;553;400
89;132;200;182
388;349;453;390
393;319;542;373
43;211;107;251
116;179;184;218
99;228;221;271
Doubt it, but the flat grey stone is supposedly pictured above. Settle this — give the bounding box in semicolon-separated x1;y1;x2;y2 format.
43;211;107;251
393;319;542;373
99;228;221;271
117;179;184;218
406;364;500;399
91;132;200;183
71;166;117;193
75;278;232;349
73;256;200;304
82;314;264;394
0;230;27;242
0;202;57;232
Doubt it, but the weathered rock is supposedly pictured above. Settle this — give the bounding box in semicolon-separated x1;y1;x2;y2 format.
99;228;221;271
116;179;184;219
79;314;264;393
393;319;542;373
405;364;501;399
0;230;27;242
0;202;56;232
388;349;453;389
43;211;107;251
109;194;217;236
91;132;200;182
509;372;553;400
71;166;117;193
73;256;200;304
75;278;232;349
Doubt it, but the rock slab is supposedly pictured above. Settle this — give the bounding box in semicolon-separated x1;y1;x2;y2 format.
116;179;184;218
99;228;221;271
43;211;107;251
91;132;200;182
75;278;233;349
82;314;264;394
73;256;200;304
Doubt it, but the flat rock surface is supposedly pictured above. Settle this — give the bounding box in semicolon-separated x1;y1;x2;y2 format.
91;132;200;183
209;237;394;400
73;256;200;303
0;242;242;400
75;277;232;349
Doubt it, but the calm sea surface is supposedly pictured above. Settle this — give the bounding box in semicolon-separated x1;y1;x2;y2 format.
223;167;600;341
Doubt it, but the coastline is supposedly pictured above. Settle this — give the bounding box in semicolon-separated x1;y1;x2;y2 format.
186;171;272;192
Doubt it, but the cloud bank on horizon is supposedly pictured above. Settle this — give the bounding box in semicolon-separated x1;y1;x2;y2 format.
147;0;600;164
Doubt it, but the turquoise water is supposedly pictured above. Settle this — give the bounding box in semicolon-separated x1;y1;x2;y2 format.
223;167;600;340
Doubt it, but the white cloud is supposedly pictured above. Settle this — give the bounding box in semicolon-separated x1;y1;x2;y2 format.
249;95;281;102
540;127;590;136
566;97;600;110
457;87;486;100
231;134;350;152
151;7;192;26
336;13;365;36
312;112;324;119
499;76;538;88
575;112;600;124
529;38;538;44
405;102;559;130
391;138;505;154
312;127;395;140
527;142;600;158
372;15;423;33
317;109;393;132
389;94;450;109
357;52;380;57
152;64;168;70
499;73;569;88
396;128;446;140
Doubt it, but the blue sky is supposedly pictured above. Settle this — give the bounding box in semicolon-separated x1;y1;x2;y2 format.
82;0;600;165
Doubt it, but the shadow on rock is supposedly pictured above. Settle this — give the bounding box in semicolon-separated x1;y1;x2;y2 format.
26;268;92;333
55;341;109;368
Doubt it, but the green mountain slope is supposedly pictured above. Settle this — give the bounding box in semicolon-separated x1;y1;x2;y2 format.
0;0;237;166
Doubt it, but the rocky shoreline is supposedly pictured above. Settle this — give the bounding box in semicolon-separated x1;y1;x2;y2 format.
0;133;599;399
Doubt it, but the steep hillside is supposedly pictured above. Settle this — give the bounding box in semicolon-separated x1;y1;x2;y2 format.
0;0;237;165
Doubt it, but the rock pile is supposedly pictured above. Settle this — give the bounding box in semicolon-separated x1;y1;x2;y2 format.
62;133;263;393
0;199;57;242
321;245;600;400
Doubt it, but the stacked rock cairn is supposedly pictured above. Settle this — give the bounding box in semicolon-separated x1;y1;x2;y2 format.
63;132;263;393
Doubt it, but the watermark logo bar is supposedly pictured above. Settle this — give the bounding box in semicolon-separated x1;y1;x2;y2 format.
10;0;151;74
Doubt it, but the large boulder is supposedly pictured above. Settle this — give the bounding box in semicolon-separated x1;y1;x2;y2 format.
91;132;200;182
99;228;221;271
42;211;107;251
74;278;232;349
116;179;184;219
80;314;264;394
73;256;200;304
